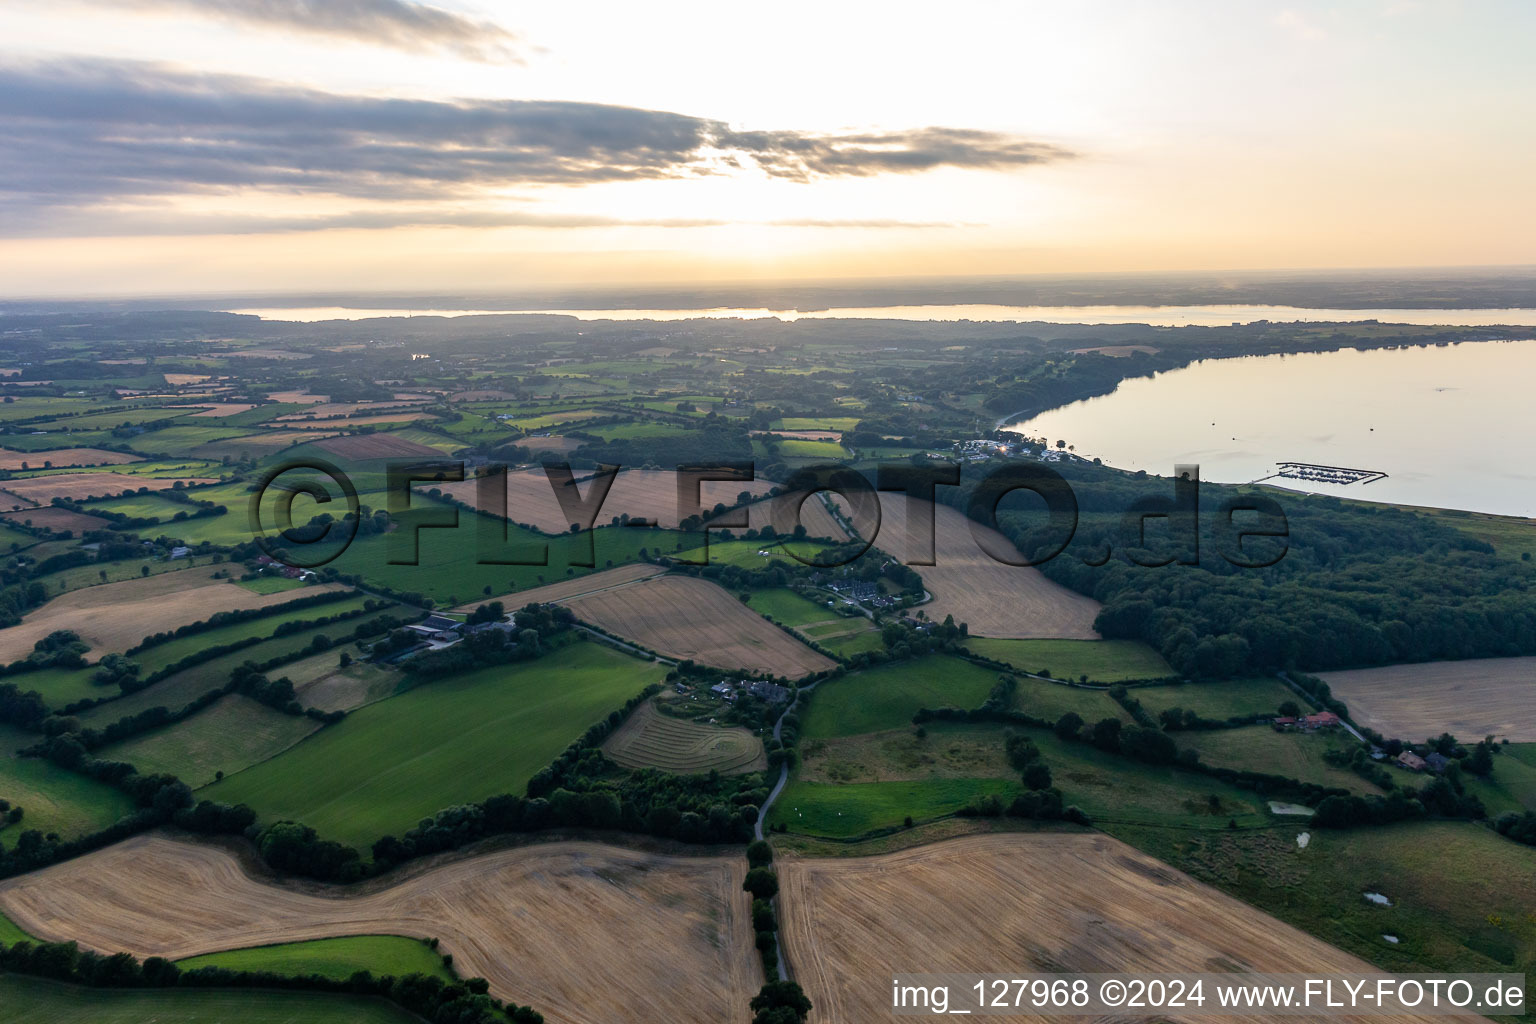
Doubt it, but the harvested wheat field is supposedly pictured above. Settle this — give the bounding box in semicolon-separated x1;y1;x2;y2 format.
0;472;219;505
565;574;835;677
314;433;444;459
0;447;141;470
778;832;1454;1024
282;412;437;428
180;403;257;418
0;835;759;1024
0;567;350;662
456;562;666;613
871;497;1099;639
519;434;581;455
276;401;429;419
603;700;766;773
1320;657;1536;742
265;390;328;403
0;506;111;532
438;468;777;534
738;489;852;541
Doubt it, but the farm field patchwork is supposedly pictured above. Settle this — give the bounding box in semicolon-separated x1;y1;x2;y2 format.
434;467;773;534
0;835;760;1024
776;832;1461;1024
1008;674;1129;723
0;471;219;505
456;562;666;612
200;643;666;849
0;447;140;470
1319;658;1536;742
0;506;110;533
561;574;835;677
0;568;352;664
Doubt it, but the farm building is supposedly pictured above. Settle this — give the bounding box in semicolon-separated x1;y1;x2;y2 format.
1425;752;1451;774
1398;751;1427;772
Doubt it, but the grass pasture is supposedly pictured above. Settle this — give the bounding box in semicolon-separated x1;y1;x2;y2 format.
963;637;1172;682
99;695;321;788
0;975;419;1024
799;656;999;739
131;592;372;675
201;643;666;849
177;934;453;982
1133;676;1298;722
770;777;1019;837
744;587;835;627
0;755;134;849
602;701;765;774
1184;725;1383;795
1009;675;1128;724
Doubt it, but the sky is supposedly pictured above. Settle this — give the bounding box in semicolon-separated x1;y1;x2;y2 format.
0;0;1533;298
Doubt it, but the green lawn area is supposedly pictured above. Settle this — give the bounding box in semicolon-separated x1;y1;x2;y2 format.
79;495;258;546
818;629;884;658
0;754;135;849
963;638;1173;683
800;655;999;739
99;695;321;788
177;935;452;982
770;777;1020;837
1009;675;1128;725
123;425;250;457
0;975;420;1024
746;588;841;627
1183;726;1383;795
132;593;374;675
1133;676;1298;721
30;553;199;595
201;642;666;850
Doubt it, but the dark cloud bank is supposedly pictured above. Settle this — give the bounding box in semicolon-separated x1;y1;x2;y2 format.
0;59;1073;236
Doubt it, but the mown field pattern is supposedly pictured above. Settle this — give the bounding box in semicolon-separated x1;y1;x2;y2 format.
0;836;759;1024
601;701;765;774
777;832;1460;1024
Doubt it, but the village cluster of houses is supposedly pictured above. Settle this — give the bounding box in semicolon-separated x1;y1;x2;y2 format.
253;554;318;580
704;678;791;705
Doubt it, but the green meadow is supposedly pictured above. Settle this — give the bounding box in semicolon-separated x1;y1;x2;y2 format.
962;637;1173;683
0;754;135;849
799;656;998;739
177;935;453;982
770;777;1020;837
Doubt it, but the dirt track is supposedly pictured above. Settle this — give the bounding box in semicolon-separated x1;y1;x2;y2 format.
777;831;1463;1024
0;835;760;1024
